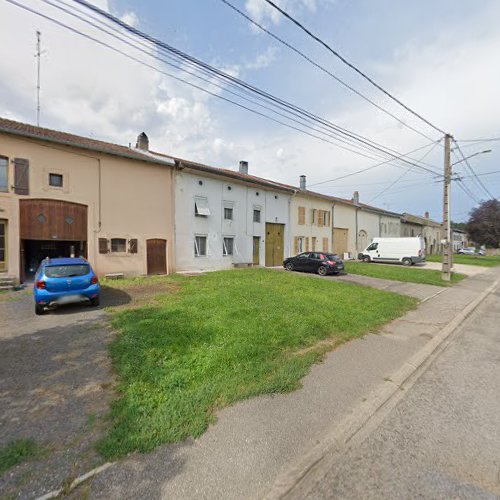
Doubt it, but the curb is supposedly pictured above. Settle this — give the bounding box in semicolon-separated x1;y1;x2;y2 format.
263;275;500;500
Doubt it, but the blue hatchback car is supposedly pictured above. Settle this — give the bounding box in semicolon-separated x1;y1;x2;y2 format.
33;257;100;315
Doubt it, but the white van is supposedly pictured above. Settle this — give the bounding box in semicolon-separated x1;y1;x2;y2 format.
358;237;425;266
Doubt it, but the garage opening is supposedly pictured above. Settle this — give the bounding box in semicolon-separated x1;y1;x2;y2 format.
20;199;88;282
22;240;87;279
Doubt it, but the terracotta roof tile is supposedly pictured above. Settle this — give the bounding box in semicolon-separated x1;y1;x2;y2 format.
0;117;174;166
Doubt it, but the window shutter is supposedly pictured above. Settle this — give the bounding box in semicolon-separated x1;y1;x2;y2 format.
312;237;316;251
325;211;330;227
294;236;299;255
298;206;305;225
323;237;328;252
318;210;324;227
98;238;109;254
129;238;138;254
305;237;310;251
14;158;29;195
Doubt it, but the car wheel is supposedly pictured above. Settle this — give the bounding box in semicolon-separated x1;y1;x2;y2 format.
362;256;371;263
285;262;294;271
35;304;45;315
90;296;100;307
317;266;328;276
402;258;412;266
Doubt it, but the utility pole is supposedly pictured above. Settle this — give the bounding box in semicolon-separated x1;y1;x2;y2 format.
441;133;453;281
35;30;42;126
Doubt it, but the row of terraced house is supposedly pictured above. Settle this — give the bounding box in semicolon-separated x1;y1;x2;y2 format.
0;117;444;282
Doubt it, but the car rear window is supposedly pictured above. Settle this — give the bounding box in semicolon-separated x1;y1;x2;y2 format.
45;264;90;278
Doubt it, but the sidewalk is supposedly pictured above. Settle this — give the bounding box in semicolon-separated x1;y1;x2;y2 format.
82;268;500;499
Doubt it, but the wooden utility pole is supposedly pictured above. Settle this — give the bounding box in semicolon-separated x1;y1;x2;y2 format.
441;134;453;281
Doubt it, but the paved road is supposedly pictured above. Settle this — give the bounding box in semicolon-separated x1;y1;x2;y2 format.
296;279;500;499
84;269;500;499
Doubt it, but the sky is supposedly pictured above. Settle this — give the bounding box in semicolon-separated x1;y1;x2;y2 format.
1;0;499;222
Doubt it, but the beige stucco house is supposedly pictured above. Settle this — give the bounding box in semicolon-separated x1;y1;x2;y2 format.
401;212;443;254
0;118;176;283
331;191;402;257
290;176;333;254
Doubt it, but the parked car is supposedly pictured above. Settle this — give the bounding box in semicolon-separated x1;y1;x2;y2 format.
33;257;100;315
457;247;476;255
283;252;344;276
358;237;425;266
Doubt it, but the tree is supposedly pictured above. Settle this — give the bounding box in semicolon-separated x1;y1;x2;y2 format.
466;200;500;248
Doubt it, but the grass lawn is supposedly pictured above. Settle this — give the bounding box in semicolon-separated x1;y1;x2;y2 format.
426;254;500;267
98;268;416;459
345;261;465;286
0;439;41;474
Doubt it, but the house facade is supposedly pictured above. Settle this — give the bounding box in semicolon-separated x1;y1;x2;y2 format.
452;228;468;252
0;118;176;282
401;212;443;254
331;192;401;257
171;159;293;272
290;176;333;255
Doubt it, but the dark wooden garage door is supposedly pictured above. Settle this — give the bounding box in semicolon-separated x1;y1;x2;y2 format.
147;239;167;275
20;199;87;240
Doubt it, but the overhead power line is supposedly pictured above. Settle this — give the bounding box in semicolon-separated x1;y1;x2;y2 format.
7;0;442;179
367;140;442;203
261;0;447;136
219;0;436;143
453;141;495;200
307;140;441;188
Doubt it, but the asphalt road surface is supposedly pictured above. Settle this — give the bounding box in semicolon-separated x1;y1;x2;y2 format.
297;282;500;499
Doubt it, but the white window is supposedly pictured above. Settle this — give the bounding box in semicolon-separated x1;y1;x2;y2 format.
223;237;234;256
111;238;127;252
224;207;233;220
194;236;207;256
195;197;210;217
298;237;304;253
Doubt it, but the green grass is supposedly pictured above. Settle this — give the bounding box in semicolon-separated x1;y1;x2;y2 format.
97;268;416;459
0;439;41;474
426;254;500;267
345;261;465;286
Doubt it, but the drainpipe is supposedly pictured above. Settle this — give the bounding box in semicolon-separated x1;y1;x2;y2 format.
331;203;335;253
355;208;359;255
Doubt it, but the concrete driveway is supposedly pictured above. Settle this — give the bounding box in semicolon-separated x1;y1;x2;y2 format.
0;286;130;499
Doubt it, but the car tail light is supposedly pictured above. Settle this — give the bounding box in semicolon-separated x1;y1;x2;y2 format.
91;276;99;285
36;280;46;290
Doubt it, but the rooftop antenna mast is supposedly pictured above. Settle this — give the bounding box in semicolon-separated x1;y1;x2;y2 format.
35;30;45;126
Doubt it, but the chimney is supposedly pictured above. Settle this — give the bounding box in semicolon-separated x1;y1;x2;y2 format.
425;211;430;219
135;132;149;151
239;160;248;175
299;175;306;190
352;191;359;204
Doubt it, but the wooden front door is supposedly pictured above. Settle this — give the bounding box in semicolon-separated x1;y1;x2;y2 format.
253;236;260;265
265;223;284;267
147;239;167;275
333;227;348;256
0;220;6;272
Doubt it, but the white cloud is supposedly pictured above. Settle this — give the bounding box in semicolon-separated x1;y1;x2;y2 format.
245;46;278;70
244;0;319;26
120;11;139;28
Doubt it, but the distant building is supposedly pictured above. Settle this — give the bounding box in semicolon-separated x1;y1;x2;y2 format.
401;212;443;255
452;228;469;252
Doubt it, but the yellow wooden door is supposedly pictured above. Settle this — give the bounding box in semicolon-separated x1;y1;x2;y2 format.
333;227;348;256
253;236;260;265
265;223;284;266
0;220;6;272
